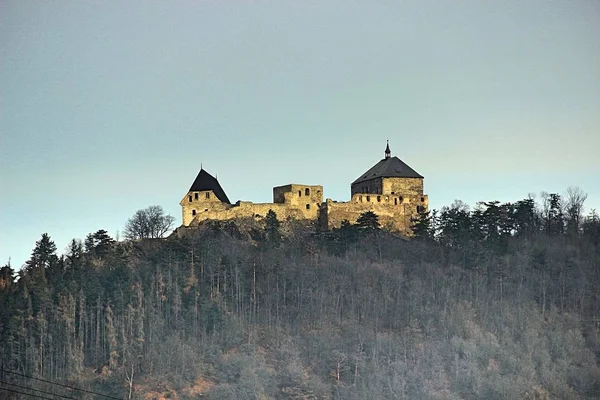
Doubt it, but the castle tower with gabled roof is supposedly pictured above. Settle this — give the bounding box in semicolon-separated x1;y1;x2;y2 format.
322;142;428;234
351;142;425;200
180;168;231;226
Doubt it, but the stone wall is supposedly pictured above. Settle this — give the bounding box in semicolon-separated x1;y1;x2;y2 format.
321;198;416;234
180;180;427;235
381;177;424;198
273;184;323;211
180;190;227;226
184;183;323;227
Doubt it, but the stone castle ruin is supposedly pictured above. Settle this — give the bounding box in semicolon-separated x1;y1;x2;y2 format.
180;142;428;234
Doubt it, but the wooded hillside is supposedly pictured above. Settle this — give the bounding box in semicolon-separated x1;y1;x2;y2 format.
1;193;599;399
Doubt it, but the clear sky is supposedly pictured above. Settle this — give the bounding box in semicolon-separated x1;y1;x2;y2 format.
1;1;599;269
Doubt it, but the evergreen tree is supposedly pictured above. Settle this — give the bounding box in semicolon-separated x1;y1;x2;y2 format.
545;193;564;235
512;198;536;236
264;209;281;245
24;233;58;282
410;208;435;241
355;211;380;232
84;230;115;258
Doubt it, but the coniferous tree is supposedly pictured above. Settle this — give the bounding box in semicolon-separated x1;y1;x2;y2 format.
264;209;281;245
355;211;380;232
545;193;564;235
24;233;58;278
410;208;436;241
512;198;536;236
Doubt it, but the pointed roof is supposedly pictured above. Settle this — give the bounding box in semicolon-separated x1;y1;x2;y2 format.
189;169;231;204
352;156;423;185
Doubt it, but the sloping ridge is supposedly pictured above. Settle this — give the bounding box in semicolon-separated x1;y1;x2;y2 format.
189;169;231;204
352;156;423;185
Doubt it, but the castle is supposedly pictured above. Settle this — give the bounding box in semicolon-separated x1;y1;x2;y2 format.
179;142;428;234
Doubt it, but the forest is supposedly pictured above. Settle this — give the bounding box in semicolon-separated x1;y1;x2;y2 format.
1;189;599;400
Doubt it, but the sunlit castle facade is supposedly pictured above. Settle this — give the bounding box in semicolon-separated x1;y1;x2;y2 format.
179;142;428;234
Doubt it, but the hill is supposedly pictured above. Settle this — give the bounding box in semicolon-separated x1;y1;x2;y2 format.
1;200;600;399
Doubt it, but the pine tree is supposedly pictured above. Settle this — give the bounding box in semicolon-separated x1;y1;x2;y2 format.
265;209;281;245
355;211;380;232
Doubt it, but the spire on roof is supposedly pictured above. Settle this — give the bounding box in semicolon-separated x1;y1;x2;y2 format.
384;140;391;159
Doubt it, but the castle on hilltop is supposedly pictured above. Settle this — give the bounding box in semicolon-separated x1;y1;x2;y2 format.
179;142;428;234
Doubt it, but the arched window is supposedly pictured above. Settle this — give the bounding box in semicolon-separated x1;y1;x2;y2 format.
399;196;403;203
205;192;210;199
195;192;199;200
377;196;381;202
366;196;370;202
298;190;302;197
305;188;310;196
359;196;363;202
306;204;310;210
192;210;196;216
188;195;192;202
421;197;425;202
394;198;398;205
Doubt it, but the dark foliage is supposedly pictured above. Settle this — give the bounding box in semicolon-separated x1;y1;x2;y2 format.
1;191;599;399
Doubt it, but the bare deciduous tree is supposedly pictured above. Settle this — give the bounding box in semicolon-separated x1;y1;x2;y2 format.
124;205;175;240
565;186;587;235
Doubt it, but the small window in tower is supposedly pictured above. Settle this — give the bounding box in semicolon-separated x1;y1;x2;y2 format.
421;197;425;202
188;195;192;202
305;188;310;196
298;190;302;197
306;204;310;210
394;198;398;205
206;192;210;199
195;192;199;200
377;196;381;202
391;192;395;195
192;210;196;216
399;196;404;203
366;196;370;202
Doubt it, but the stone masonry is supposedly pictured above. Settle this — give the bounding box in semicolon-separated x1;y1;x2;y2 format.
180;142;428;234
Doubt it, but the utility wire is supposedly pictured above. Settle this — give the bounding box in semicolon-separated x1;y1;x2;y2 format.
0;386;57;400
0;379;78;400
2;369;122;400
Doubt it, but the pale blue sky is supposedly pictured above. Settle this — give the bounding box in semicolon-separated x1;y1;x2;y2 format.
1;1;599;268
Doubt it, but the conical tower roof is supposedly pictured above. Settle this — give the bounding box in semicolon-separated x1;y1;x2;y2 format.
189;169;231;204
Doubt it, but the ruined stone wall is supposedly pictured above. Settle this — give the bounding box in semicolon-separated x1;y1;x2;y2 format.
180;190;226;226
180;180;427;235
272;184;323;218
321;198;415;234
189;199;320;226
